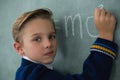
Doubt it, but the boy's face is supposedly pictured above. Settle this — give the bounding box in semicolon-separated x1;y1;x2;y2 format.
14;18;57;64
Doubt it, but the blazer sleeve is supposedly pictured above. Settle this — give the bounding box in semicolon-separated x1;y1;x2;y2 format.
70;38;118;80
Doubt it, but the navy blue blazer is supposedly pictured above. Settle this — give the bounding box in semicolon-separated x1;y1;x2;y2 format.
15;38;118;80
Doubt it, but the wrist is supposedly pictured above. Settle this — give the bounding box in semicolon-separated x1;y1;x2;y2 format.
98;34;114;41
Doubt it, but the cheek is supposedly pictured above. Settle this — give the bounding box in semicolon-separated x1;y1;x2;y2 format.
24;45;43;58
53;40;57;48
29;44;42;52
23;42;42;54
54;41;57;53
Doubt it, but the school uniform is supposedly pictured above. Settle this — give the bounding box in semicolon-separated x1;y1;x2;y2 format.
15;38;118;80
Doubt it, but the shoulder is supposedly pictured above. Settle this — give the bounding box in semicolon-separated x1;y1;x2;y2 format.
15;58;44;80
15;58;64;80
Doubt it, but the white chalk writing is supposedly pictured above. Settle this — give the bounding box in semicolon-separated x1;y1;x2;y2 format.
64;14;83;38
64;14;98;39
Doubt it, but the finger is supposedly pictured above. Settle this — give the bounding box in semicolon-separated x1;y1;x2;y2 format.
106;12;115;21
94;8;101;17
100;8;106;16
110;14;116;23
106;12;111;18
94;8;101;21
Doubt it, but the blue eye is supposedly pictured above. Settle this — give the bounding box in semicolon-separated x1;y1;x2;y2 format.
34;37;41;42
49;35;56;40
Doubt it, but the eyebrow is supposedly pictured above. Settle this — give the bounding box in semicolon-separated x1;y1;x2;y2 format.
31;31;56;37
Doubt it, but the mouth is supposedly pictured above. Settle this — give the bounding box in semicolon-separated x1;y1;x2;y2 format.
45;51;54;56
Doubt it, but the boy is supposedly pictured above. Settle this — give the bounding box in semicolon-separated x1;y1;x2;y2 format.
12;8;118;80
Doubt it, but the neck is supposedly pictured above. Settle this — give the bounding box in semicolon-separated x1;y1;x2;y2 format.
22;55;53;70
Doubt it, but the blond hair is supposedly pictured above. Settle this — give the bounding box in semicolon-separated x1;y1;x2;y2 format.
12;8;55;42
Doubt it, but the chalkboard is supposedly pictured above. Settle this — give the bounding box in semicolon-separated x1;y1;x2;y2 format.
0;0;120;80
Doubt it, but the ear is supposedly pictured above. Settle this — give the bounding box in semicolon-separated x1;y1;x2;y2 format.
14;42;24;56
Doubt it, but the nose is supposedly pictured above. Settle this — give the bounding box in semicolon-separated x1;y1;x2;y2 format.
43;38;51;49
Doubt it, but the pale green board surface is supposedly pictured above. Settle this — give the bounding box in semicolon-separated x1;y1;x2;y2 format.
0;0;120;80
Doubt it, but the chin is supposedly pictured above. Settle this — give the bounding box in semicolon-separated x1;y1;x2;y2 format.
45;59;54;64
